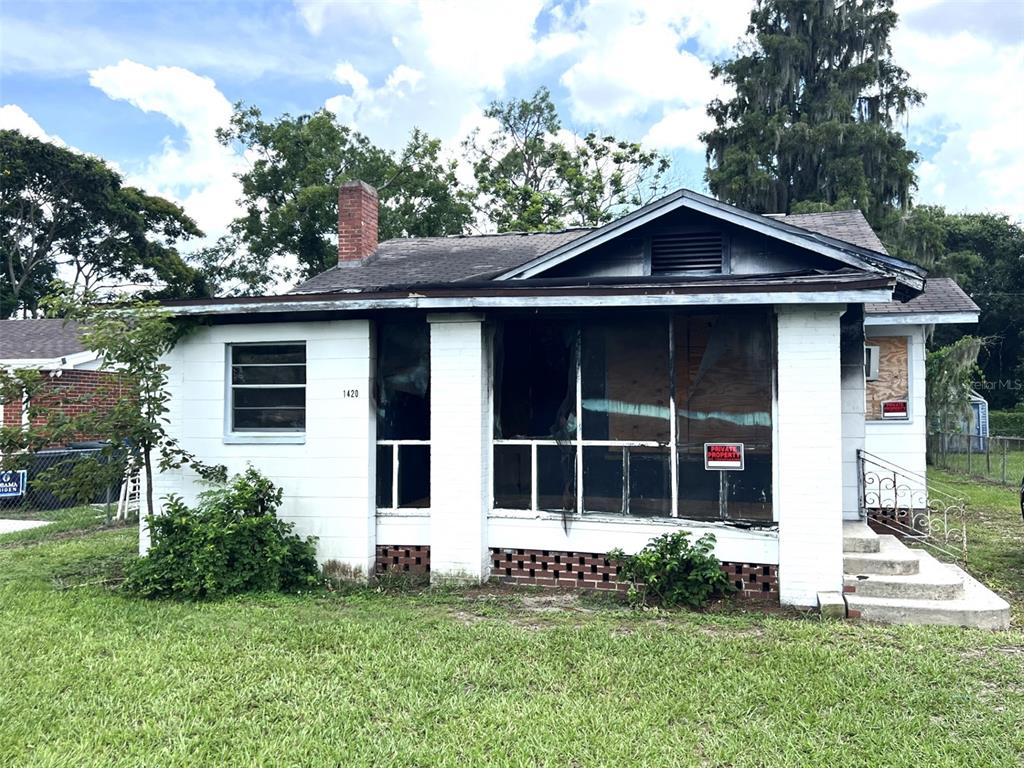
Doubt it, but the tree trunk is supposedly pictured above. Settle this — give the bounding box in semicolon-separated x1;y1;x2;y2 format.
144;447;154;520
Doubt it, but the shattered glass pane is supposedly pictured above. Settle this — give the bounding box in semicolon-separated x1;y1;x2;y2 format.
583;446;624;514
493;444;531;509
376;445;393;508
377;322;430;440
628;447;672;516
397;444;430;508
537;444;576;513
494;319;577;440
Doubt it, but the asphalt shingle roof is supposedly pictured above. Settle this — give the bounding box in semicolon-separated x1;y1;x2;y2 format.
0;319;86;360
290;229;592;294
772;210;889;254
865;277;979;316
289;209;896;295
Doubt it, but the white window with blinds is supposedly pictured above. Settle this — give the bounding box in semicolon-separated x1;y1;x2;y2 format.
226;343;306;434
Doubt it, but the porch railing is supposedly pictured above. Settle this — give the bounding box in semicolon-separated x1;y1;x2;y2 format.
857;449;968;565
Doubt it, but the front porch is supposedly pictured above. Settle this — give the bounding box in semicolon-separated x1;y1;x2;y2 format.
372;303;848;606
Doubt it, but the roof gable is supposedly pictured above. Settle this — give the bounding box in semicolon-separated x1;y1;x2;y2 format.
497;190;924;290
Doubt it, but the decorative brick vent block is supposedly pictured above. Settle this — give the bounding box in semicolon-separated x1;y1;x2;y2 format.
725;562;779;599
490;547;779;600
490;547;628;591
375;545;431;576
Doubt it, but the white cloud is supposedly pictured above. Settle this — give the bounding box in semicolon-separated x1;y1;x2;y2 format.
300;0;562;150
892;24;1024;218
87;60;245;240
0;104;68;146
558;1;747;149
642;105;715;153
326;61;425;129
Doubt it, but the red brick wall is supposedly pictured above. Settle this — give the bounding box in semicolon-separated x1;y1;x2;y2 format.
1;369;129;440
373;544;779;600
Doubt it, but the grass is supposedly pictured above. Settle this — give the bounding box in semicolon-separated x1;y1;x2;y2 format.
1;498;1023;766
0;504;113;548
931;469;1024;625
933;444;1024;487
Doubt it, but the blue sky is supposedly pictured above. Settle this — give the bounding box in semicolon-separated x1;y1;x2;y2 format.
2;0;1022;246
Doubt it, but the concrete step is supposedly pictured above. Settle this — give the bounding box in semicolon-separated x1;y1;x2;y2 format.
844;550;964;600
846;567;1010;629
843;535;920;576
843;521;880;553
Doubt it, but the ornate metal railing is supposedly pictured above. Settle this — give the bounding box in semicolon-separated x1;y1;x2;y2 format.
858;449;968;565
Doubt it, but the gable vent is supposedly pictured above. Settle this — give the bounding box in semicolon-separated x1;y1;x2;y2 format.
651;232;724;274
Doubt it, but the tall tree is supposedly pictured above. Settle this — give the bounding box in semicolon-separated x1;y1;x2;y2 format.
900;206;1024;409
0;130;208;316
215;106;473;293
464;87;670;232
701;0;923;230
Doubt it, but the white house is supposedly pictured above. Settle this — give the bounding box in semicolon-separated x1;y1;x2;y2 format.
146;182;1008;627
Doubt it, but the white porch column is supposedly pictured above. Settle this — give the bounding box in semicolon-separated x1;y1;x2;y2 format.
776;305;845;606
428;313;491;583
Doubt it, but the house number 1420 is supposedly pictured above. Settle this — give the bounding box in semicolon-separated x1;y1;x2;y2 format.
343;389;359;398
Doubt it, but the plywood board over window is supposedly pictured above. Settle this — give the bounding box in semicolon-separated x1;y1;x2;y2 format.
865;336;909;420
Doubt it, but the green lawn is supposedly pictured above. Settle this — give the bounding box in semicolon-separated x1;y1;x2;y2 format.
1;492;1023;766
932;444;1024;487
0;503;112;548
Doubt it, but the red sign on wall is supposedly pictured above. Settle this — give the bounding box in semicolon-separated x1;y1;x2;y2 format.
881;400;909;420
704;443;745;471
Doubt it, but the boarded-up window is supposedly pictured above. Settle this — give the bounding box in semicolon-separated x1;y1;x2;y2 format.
865;336;909;421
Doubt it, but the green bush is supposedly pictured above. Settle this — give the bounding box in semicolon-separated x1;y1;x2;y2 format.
124;467;319;599
609;531;732;609
989;410;1024;438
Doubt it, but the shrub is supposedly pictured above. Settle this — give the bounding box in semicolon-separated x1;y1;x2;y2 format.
124;467;319;599
989;410;1024;438
609;531;732;609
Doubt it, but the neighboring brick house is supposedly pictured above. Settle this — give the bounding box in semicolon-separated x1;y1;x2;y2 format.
146;181;1008;627
0;319;124;438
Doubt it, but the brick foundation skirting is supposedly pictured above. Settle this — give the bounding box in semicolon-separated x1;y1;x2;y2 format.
373;544;779;600
374;545;431;576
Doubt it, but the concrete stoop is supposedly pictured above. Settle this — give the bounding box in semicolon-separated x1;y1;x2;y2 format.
840;522;1010;630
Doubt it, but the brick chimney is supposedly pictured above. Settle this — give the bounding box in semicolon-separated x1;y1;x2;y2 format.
337;180;378;262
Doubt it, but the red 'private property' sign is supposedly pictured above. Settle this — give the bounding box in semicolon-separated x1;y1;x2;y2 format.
881;400;909;420
704;443;745;471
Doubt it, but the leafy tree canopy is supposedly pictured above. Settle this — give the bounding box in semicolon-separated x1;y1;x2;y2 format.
702;0;923;231
899;207;1024;409
0;130;208;316
463;87;670;232
214;105;473;293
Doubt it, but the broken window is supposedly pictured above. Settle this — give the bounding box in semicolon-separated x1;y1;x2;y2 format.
492;311;773;523
376;321;430;508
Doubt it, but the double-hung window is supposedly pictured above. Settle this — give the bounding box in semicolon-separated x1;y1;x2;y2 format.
227;343;306;433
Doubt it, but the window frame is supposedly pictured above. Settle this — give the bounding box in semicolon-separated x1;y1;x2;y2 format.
223;341;307;445
491;312;775;524
374;321;432;511
864;345;881;381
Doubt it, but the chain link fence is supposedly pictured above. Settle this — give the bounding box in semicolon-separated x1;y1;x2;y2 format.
928;432;1024;487
0;442;127;514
